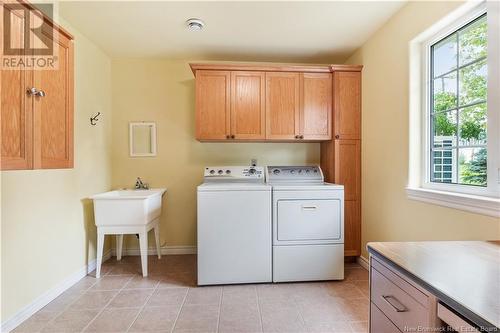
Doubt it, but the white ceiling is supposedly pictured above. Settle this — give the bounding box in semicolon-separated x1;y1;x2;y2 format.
59;1;406;63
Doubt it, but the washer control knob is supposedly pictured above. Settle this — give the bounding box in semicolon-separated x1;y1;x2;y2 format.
290;170;295;174
225;169;231;174
209;170;215;175
273;169;281;175
248;168;256;175
306;169;310;173
218;170;223;175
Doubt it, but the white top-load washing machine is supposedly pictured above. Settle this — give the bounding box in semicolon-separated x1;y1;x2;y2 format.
266;166;344;282
197;166;272;285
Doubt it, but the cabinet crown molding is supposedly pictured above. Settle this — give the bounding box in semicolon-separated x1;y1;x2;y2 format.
190;62;362;76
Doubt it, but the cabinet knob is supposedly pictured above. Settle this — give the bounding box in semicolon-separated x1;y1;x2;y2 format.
226;135;230;139
295;135;299;139
231;135;235;139
27;87;46;97
299;135;304;139
335;135;340;139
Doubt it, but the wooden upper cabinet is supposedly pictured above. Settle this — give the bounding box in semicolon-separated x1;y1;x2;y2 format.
195;70;231;140
1;5;33;170
1;1;74;170
230;71;265;140
33;26;74;169
265;72;300;140
334;71;361;140
300;73;332;140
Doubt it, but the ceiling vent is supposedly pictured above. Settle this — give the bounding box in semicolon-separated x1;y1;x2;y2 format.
186;18;205;31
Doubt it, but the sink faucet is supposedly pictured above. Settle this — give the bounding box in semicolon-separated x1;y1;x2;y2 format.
135;177;149;190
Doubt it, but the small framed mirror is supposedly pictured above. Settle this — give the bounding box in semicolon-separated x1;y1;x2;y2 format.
129;122;157;157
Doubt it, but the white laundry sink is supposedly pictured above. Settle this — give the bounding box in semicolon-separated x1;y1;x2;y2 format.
91;189;166;226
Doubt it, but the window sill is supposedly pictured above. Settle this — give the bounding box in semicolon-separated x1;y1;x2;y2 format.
406;187;500;218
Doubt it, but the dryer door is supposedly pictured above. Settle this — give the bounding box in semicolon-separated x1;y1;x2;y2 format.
276;199;341;242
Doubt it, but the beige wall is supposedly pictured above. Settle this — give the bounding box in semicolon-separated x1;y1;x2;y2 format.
111;59;319;248
345;1;500;258
1;21;112;321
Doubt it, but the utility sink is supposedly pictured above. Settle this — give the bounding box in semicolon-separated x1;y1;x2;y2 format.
91;189;166;226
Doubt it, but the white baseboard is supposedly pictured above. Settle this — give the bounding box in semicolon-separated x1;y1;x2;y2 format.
111;245;197;256
1;250;112;333
356;255;369;271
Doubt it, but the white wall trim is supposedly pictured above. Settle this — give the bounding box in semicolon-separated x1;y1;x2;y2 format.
111;245;197;256
1;250;112;333
356;256;369;271
406;187;500;217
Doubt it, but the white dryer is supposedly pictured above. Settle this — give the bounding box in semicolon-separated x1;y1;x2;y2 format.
197;166;272;285
266;166;344;282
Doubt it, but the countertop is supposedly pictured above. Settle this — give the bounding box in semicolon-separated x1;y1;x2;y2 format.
367;241;500;330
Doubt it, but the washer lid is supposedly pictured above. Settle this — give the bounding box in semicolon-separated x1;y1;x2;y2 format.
198;183;271;192
270;182;344;191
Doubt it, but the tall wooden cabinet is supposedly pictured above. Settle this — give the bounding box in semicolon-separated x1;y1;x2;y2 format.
1;1;74;170
321;66;363;257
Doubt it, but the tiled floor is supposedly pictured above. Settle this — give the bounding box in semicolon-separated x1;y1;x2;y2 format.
13;255;369;333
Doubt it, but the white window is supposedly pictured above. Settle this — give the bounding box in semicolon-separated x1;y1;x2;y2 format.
408;2;500;217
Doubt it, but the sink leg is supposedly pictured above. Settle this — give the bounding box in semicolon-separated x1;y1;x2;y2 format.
154;222;161;259
96;232;104;278
139;232;148;277
116;235;123;261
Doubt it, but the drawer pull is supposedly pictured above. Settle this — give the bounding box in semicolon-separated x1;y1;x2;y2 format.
302;205;317;210
381;295;408;312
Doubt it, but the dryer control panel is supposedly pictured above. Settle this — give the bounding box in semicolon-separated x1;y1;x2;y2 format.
266;166;324;183
204;166;264;182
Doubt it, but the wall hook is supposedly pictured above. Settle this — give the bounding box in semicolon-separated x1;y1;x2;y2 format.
90;112;101;126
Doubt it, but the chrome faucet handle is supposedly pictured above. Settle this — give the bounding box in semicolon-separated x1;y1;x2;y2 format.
135;177;144;189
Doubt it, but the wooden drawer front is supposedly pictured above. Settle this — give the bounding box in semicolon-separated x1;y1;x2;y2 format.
370;302;401;333
371;267;428;332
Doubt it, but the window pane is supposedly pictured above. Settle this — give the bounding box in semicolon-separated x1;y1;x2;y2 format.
433;110;457;148
458;103;487;146
431;148;457;184
459;15;487;65
459;59;487;106
433;72;457;112
433;34;458;77
458;148;487;186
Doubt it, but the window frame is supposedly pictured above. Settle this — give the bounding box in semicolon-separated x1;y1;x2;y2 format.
420;2;499;198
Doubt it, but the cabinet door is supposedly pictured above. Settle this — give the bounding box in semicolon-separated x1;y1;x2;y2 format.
334;71;361;140
230;71;265;140
300;73;332;140
265;72;300;140
1;4;33;170
344;200;361;256
196;70;231;140
33;24;74;169
334;139;360;201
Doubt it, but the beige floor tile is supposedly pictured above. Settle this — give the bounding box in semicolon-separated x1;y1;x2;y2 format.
88;275;133;291
257;284;295;303
12;311;60;333
146;288;188;307
345;268;369;281
129;305;181;332
349;321;368;333
222;285;258;305
259;301;306;333
173;304;219;333
65;276;97;293
106;264;142;276
41;292;81;312
306;321;354;333
124;275;162;289
158;273;196;288
324;282;366;299
338;298;369;322
69;290;118;310
40;309;99;333
184;286;222;305
219;302;262;333
297;296;347;324
107;289;154;308
84;308;139;332
352;280;369;298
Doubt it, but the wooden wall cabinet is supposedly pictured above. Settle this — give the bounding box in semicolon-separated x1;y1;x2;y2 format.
191;63;332;142
321;67;362;257
1;1;74;170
